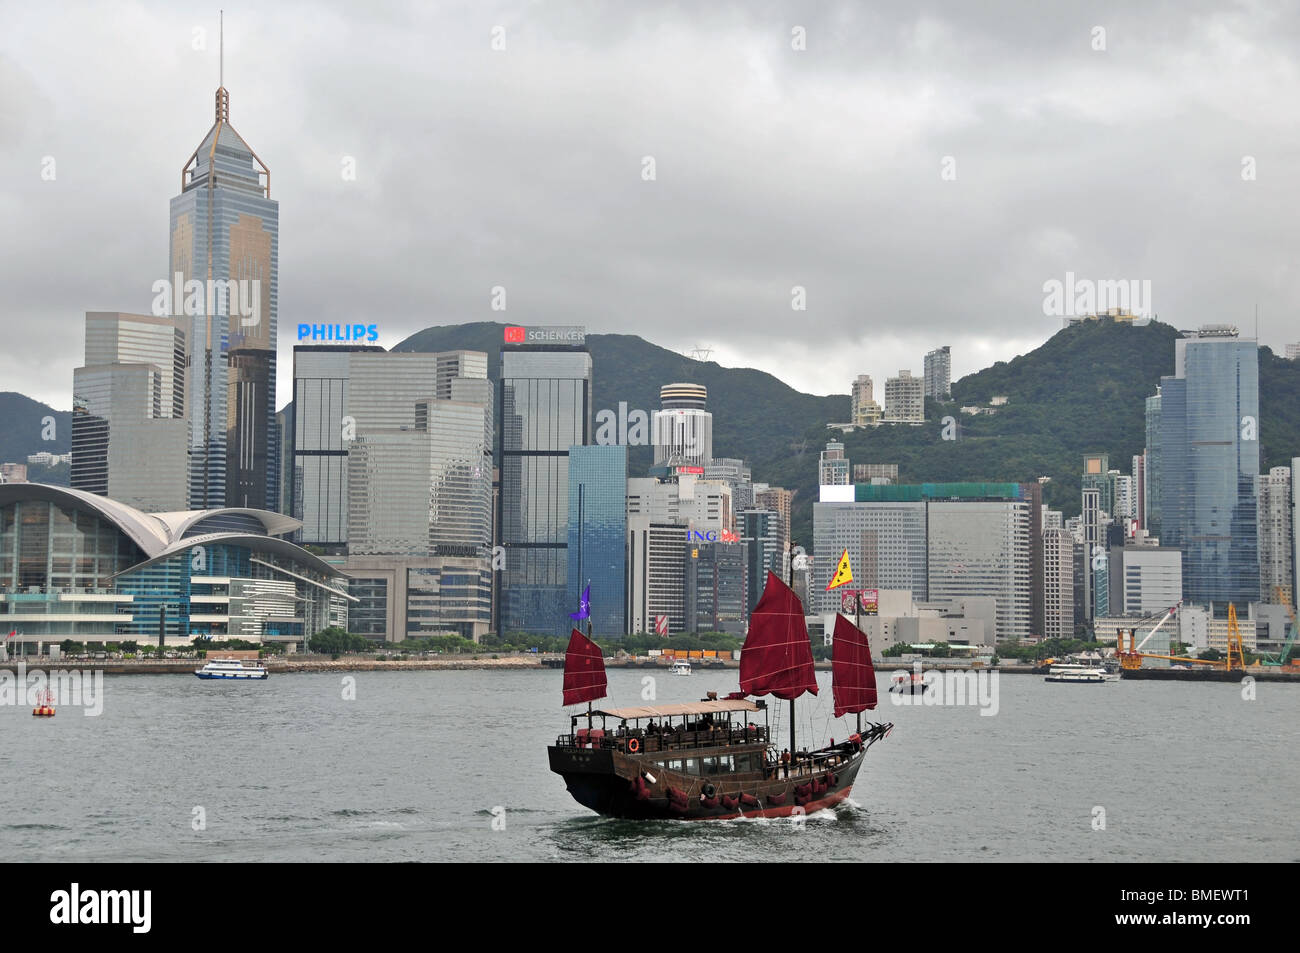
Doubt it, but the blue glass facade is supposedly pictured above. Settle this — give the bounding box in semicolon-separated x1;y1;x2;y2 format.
1154;332;1259;610
567;445;627;637
498;347;592;635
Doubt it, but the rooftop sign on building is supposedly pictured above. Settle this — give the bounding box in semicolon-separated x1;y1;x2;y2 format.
503;326;586;346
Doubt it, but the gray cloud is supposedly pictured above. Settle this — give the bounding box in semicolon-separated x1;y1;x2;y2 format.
1;0;1297;414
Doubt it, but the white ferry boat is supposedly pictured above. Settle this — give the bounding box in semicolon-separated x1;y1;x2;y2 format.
1044;663;1107;684
195;658;269;680
670;659;692;676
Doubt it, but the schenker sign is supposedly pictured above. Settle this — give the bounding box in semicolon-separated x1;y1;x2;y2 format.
503;325;586;345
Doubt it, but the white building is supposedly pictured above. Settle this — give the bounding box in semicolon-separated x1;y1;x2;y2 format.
819;441;850;485
883;371;924;424
1257;465;1293;605
820;588;991;655
1043;528;1075;641
651;383;712;469
627;475;732;535
1107;545;1182;617
850;375;881;427
923;346;951;400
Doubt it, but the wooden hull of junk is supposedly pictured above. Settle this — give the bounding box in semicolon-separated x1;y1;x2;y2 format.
548;731;882;821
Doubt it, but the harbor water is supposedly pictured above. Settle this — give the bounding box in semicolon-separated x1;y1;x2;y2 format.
2;668;1295;862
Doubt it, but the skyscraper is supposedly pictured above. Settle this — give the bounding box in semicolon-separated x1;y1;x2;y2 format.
1144;390;1162;536
923;346;951;400
71;313;189;512
1257;465;1293;605
651;383;712;469
1149;326;1260;610
344;354;491;555
170;83;279;510
1042;528;1075;641
568;445;627;636
497;327;592;635
812;483;1033;639
342;354;494;642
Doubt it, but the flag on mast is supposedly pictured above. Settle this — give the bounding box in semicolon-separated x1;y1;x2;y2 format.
568;585;591;621
826;549;853;591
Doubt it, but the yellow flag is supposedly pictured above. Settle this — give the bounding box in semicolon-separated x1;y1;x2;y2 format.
826;549;853;591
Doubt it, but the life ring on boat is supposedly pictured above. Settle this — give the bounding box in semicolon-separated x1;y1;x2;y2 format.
701;782;717;799
627;737;641;753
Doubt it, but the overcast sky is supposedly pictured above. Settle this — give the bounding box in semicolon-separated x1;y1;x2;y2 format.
3;0;1298;413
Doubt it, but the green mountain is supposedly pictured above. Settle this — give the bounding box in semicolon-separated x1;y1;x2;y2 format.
394;322;845;476
0;393;71;465
774;318;1299;542
399;318;1300;549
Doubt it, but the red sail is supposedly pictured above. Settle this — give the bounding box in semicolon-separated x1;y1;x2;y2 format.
739;572;818;701
832;613;878;717
562;629;607;706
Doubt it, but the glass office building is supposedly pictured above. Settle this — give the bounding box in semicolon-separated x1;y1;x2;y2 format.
71;313;189;512
567;445;627;637
292;345;382;546
293;348;484;549
812;483;1033;639
0;484;348;652
171;86;278;510
1150;327;1259;610
497;337;592;635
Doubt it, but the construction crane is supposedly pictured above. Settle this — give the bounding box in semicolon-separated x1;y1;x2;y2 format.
1259;589;1299;669
1117;602;1248;672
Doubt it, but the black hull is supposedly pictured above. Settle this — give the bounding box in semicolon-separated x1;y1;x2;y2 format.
1121;667;1299;682
548;745;869;821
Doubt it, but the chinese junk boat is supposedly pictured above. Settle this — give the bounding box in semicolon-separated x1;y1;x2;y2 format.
547;571;892;820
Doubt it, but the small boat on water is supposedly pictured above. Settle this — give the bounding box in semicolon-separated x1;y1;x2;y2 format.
548;571;892;820
1044;663;1107;683
32;688;56;717
195;658;269;680
889;670;928;694
1045;653;1119;683
670;659;692;676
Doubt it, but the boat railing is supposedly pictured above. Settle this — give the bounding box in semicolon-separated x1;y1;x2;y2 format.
556;723;770;753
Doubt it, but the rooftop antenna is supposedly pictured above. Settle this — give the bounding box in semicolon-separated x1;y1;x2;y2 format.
220;10;224;88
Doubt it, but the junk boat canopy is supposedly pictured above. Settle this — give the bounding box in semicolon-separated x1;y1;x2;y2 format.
592;699;762;720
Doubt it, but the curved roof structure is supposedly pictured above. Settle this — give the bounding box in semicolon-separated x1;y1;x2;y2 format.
0;483;169;556
121;531;343;583
0;484;313;566
149;508;300;541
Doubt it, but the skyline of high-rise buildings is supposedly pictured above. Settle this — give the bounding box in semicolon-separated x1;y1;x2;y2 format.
28;57;1299;649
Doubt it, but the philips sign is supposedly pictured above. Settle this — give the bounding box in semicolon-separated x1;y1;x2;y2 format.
503;325;586;345
298;323;379;343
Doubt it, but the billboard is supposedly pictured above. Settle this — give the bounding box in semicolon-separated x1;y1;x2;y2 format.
502;325;586;346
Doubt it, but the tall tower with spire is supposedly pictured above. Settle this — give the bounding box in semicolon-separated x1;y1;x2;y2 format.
169;18;279;510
